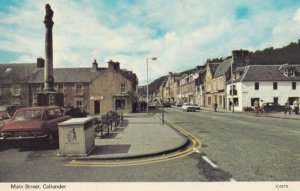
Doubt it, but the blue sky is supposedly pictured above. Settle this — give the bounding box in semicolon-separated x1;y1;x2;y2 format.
0;0;300;85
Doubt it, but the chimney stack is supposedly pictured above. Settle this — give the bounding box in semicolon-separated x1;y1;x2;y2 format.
92;59;98;71
108;60;120;70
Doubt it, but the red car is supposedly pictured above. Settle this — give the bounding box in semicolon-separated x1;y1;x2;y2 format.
0;106;71;145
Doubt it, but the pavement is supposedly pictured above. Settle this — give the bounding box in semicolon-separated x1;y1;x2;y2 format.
84;112;189;159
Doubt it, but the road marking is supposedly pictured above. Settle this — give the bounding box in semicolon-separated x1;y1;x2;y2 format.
230;178;237;182
202;156;218;168
289;130;300;133
193;148;200;153
235;121;249;124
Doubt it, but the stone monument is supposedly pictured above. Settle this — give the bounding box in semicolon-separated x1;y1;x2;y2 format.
33;4;63;106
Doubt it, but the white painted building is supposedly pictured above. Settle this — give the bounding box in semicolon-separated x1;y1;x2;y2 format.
226;64;300;111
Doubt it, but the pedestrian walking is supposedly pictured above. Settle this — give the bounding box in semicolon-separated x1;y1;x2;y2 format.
284;100;291;115
259;99;265;115
293;99;299;115
214;103;217;112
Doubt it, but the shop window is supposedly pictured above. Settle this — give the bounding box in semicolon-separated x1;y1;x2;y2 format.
251;98;260;106
207;97;211;105
115;99;125;110
233;98;239;106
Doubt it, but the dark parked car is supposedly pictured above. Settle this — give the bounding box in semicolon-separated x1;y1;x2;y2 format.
0;106;71;145
264;102;285;112
163;101;172;107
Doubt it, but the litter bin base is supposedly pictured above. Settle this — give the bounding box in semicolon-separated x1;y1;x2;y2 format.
57;145;95;157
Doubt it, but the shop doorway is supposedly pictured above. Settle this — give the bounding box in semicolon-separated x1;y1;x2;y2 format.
94;100;100;114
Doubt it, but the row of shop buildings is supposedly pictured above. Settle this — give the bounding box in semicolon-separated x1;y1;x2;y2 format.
0;60;138;114
152;50;300;111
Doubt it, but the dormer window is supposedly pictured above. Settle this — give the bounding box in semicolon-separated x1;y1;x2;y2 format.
284;68;295;77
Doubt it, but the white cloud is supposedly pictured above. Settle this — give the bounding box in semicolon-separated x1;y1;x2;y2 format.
293;8;300;22
0;1;299;85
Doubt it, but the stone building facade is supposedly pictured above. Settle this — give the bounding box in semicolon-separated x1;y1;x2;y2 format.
0;60;138;114
204;50;249;109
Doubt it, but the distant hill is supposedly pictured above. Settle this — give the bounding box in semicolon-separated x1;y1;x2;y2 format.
249;40;300;65
148;75;167;94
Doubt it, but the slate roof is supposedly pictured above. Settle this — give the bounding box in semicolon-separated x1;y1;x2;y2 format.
0;63;135;84
213;58;233;78
29;68;104;83
237;64;300;82
235;67;246;72
195;69;206;86
0;63;39;84
209;62;221;75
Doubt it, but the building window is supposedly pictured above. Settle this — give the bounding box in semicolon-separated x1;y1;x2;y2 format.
273;82;277;90
75;83;83;94
58;84;64;93
284;68;295;77
254;82;259;90
292;82;296;90
207;97;211;105
11;85;21;96
75;100;83;111
229;85;237;95
251;98;260;106
233;98;239;106
115;99;125;110
120;83;126;93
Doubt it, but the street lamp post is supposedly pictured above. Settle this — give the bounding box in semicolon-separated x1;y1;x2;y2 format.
161;79;167;125
230;58;234;113
146;57;157;115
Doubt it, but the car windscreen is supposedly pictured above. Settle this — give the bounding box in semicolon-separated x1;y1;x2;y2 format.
13;110;43;121
0;106;7;112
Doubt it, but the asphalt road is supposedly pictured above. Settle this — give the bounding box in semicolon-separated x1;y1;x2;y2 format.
0;108;299;182
165;107;300;181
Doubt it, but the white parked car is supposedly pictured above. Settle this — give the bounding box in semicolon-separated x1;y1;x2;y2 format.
182;103;196;112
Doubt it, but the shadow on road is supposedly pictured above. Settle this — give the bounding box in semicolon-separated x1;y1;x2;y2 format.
0;139;58;152
190;153;233;181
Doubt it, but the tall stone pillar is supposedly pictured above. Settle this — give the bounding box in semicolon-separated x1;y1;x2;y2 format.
33;4;64;107
43;4;54;92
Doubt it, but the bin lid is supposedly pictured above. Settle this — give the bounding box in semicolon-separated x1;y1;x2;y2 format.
59;117;94;126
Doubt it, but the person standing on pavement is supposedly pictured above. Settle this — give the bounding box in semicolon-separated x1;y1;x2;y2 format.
284;100;291;115
214;103;217;112
229;100;232;110
293;99;299;115
259;99;265;114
